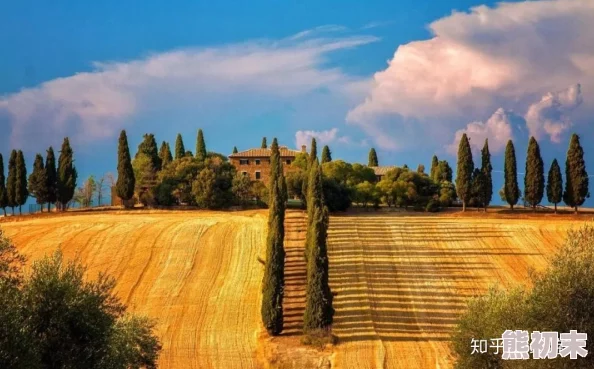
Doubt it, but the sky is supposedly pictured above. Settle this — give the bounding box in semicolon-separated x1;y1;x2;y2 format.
1;0;593;206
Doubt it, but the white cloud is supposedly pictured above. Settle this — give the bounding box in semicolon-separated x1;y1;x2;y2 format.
0;27;377;149
525;84;583;143
295;127;351;148
348;0;594;150
448;108;513;155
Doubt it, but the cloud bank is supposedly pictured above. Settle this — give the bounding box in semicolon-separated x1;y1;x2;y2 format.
348;0;594;151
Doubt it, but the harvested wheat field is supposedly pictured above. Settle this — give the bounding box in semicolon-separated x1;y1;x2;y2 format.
0;209;587;369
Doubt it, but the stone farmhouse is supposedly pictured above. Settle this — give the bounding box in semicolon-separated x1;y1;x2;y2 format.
228;145;306;184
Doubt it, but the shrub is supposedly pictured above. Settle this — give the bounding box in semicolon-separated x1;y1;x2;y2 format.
425;199;440;212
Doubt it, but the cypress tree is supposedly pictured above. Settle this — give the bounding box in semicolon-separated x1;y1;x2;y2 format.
116;130;135;205
481;139;493;210
504;140;520;210
175;134;185;160
455;133;474;211
261;138;286;335
15;150;28;215
233;146;238;154
45;147;57;212
57;138;78;211
309;138;318;166
0;154;7;216
368;148;379;167
196;129;207;161
303;160;333;332
524;137;545;210
136;134;161;170
261;137;267;149
546;159;563;214
430;155;439;181
159;141;173;167
28;154;48;209
417;164;425;174
321;145;332;164
403;164;409;170
470;168;486;211
6;150;17;214
563;133;589;213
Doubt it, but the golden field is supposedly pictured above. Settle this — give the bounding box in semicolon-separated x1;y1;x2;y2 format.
0;209;586;369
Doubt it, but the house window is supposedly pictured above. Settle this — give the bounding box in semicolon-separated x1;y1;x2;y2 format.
255;171;261;180
255;159;261;165
239;159;249;165
285;159;292;165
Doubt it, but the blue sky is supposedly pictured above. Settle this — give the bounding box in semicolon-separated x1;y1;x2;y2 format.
1;0;593;205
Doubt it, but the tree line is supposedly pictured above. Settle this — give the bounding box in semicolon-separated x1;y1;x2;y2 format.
0;138;77;215
455;133;589;213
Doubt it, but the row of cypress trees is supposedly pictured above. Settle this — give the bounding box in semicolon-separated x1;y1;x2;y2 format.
0;138;76;215
456;133;588;213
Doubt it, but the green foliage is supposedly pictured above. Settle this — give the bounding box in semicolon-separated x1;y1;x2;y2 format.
132;154;157;206
0;155;7;213
261;138;286;335
292;153;309;171
321;145;332;163
354;181;379;208
563;134;589;212
196;129;207;161
0;231;161;369
232;146;238;154
251;181;269;207
438;181;457;207
232;173;253;206
470;168;487;209
192;168;218;209
425;199;440;212
6;150;17;212
453;225;594;368
322;178;351;212
547;159;563;212
56;138;78;210
481;139;493;208
155;157;204;205
191;158;235;209
309;138;318;166
116;130;135;203
185;150;193;157
430;155;439;181
159;141;173;168
261;137;267;149
368;147;379;167
28;154;48;206
136;134;162;171
45;147;58;208
416;164;425;174
286;171;306;202
15;151;28;213
455;133;474;210
174;133;185;160
524;137;545;209
504;139;520;209
436;160;453;182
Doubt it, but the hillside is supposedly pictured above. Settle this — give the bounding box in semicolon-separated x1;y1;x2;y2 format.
1;210;584;368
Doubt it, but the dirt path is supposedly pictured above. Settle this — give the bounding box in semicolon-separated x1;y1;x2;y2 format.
2;211;267;369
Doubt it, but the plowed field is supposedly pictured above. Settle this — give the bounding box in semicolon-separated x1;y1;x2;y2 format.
1;210;583;369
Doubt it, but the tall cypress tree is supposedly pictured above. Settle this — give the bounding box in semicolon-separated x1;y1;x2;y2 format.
15;150;28;215
417;164;425;174
470;168;486;211
261;138;286;335
321;145;332;164
261;137;267;149
174;134;185;160
524;137;545;210
430;155;439;181
159;141;173;167
368;148;379;167
504;140;520;210
563;133;589;213
309;138;318;166
455;134;474;211
57;138;77;211
28;154;48;209
0;154;7;216
6;150;17;214
45;147;57;212
303;160;333;332
232;146;238;154
116;130;135;205
481;139;493;211
196;129;207;161
546;159;563;214
136;134;161;170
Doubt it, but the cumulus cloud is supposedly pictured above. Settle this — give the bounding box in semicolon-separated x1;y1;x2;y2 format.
295;127;353;148
448;108;513;154
348;0;594;150
0;28;377;149
525;84;583;143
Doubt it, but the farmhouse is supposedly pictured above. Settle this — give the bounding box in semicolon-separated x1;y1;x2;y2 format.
370;166;396;182
229;145;305;184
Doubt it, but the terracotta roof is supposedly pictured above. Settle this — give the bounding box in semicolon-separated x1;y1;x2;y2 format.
229;147;303;158
370;166;397;176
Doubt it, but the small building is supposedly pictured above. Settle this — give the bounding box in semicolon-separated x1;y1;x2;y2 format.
229;145;305;184
370;166;397;182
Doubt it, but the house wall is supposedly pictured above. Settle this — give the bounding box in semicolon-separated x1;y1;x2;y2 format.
229;156;298;185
